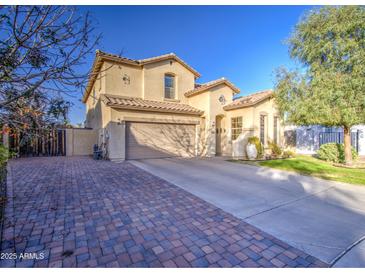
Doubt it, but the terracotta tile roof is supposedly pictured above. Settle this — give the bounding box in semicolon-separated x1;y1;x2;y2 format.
223;90;274;110
82;50;201;103
184;78;240;98
96;50;200;76
139;54;200;77
101;94;204;115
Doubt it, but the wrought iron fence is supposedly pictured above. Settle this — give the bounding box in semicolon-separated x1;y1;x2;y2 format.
319;131;359;152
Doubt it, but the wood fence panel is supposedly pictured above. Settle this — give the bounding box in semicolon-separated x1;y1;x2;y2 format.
9;129;66;157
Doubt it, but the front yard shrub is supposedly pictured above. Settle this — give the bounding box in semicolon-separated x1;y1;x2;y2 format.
283;150;296;158
317;143;358;163
0;144;8;241
247;136;264;159
268;141;282;157
0;144;9;165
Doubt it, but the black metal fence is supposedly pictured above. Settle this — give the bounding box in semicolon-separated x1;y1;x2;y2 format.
319;131;359;152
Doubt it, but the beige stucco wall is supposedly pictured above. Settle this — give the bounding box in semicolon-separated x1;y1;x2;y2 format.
253;97;283;146
226;107;255;157
110;108;200;124
85;58;197;130
226;107;255;133
143;60;195;103
105;108;201;160
188;84;235;156
89;58;196;103
208;85;235;156
83;56;284;160
226;97;283;157
85;63;107;129
104;61;143;98
66;128;98;156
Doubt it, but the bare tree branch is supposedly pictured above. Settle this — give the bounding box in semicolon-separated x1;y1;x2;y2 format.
0;5;101;136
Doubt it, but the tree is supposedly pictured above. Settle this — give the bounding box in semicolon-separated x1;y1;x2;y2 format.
0;6;100;137
274;6;365;165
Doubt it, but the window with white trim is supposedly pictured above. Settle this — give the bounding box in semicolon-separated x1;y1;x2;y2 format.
231;117;242;140
260;114;266;145
164;74;175;99
274;116;279;144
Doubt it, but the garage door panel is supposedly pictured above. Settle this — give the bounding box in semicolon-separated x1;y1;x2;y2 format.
126;122;196;160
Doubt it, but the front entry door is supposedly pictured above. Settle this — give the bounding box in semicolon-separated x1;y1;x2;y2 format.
215;116;222;155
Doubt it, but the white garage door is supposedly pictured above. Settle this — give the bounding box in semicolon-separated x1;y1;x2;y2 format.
126;122;196;160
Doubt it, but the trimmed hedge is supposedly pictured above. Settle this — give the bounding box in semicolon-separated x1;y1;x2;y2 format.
317;143;358;163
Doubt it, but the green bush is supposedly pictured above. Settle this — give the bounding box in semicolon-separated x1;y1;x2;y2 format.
283;150;296;158
317;143;358;163
0;144;8;219
0;144;8;165
247;136;264;159
268;141;282;157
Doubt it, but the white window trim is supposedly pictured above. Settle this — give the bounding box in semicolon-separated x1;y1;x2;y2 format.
231;116;243;141
164;74;176;99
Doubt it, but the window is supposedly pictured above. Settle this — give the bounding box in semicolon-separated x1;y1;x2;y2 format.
260;115;266;145
164;74;175;99
274;116;279;144
92;88;96;104
231;117;242;140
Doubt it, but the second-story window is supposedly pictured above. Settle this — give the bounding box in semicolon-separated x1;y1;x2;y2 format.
164;74;175;99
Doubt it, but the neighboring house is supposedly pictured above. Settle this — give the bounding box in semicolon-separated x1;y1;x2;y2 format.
83;50;282;160
288;125;365;156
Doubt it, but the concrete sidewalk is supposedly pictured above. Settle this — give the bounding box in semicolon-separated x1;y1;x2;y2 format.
131;157;365;267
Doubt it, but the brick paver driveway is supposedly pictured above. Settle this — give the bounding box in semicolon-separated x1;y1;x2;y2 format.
0;157;327;267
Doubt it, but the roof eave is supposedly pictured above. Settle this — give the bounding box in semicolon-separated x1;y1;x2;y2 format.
106;103;203;116
141;56;201;78
82;55;104;103
83;52;201;103
223;94;274;111
185;80;240;98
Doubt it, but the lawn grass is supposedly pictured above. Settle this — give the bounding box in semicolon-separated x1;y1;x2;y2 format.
230;155;365;186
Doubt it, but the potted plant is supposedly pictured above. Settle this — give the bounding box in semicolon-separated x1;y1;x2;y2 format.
246;136;263;160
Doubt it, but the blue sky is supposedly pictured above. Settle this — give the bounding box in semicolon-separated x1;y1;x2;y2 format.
69;5;313;124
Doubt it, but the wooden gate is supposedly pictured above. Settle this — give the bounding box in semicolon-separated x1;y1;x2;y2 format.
9;128;66;157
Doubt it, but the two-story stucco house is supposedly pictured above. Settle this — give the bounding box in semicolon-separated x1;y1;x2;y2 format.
83;50;283;160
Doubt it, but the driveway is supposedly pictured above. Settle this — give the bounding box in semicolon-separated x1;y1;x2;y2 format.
0;157;325;267
131;157;365;267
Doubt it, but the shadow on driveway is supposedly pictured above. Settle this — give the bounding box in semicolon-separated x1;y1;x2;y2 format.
131;157;365;267
0;156;327;268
